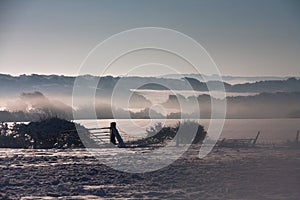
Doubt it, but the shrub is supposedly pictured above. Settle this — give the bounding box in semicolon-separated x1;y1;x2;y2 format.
127;121;206;147
0;117;90;149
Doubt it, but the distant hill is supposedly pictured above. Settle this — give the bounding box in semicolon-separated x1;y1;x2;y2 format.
1;74;299;97
183;77;300;93
230;77;300;93
161;73;297;84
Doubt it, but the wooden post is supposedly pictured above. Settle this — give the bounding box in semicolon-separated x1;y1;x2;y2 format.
110;125;117;145
296;130;299;143
252;131;260;147
110;122;125;148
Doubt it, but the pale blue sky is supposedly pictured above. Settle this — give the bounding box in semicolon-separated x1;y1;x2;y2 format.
0;0;299;76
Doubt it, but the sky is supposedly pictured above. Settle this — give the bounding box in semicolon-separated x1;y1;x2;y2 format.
0;0;299;77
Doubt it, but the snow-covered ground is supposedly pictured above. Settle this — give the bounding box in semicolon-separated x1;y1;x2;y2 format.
1;146;300;199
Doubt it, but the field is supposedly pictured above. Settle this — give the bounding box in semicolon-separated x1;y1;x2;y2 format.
1;146;300;199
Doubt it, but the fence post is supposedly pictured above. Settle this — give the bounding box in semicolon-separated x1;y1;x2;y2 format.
110;122;125;148
296;130;299;143
252;131;260;147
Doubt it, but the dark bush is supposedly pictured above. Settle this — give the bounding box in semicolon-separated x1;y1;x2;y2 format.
0;117;90;149
127;121;207;147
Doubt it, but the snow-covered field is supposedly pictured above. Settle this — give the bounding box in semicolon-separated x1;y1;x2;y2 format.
1;146;300;199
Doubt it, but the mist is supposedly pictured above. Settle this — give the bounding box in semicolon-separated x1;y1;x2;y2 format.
0;74;300;121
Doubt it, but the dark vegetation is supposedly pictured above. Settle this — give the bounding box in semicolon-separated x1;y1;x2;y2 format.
126;121;207;147
163;92;300;118
0;91;72;122
0;118;89;149
1;117;207;149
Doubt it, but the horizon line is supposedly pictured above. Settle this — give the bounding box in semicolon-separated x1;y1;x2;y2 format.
0;72;298;79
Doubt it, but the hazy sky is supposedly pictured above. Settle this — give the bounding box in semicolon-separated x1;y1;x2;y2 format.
0;0;299;77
